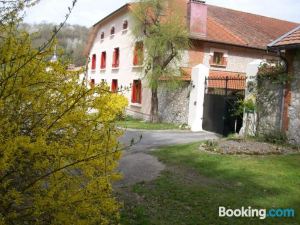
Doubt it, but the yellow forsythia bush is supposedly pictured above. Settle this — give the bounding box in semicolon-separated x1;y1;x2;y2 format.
0;6;127;225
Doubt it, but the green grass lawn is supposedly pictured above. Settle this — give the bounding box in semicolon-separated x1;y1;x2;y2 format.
117;116;184;130
120;143;300;225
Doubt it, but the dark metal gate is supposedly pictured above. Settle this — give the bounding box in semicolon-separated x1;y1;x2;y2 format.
202;76;246;136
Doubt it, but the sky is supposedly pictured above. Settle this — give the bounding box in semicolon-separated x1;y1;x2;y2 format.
24;0;300;27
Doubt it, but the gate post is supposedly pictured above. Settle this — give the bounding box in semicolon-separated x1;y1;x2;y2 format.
188;64;209;132
239;59;264;136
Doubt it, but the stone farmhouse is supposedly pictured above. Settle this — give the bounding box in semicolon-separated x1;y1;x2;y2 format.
84;0;298;134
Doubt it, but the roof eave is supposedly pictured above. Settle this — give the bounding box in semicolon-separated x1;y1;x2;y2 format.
268;44;300;51
83;3;132;57
268;25;300;48
92;3;131;28
189;35;267;51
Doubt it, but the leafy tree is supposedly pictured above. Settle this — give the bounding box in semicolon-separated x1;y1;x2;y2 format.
132;0;190;122
0;1;127;224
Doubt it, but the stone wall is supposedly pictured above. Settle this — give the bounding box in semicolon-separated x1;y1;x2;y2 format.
256;79;284;135
288;50;300;145
158;82;191;124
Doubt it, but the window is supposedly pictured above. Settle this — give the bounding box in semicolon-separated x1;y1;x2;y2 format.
111;79;118;92
131;80;142;104
210;51;227;67
112;48;120;68
123;20;128;30
100;32;105;40
213;52;223;64
100;51;106;69
110;26;115;35
133;42;144;66
91;54;96;70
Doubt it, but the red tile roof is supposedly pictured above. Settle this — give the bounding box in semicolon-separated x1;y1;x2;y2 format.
208;71;246;90
84;1;299;55
204;5;299;49
165;68;246;90
268;25;300;49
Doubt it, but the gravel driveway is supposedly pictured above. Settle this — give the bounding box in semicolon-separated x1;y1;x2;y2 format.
116;129;219;186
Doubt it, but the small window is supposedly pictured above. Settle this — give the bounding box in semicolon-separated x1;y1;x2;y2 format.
132;80;142;104
112;48;120;68
100;32;105;40
123;20;128;30
210;51;227;67
91;54;96;70
133;42;144;66
111;79;118;92
110;26;115;35
213;52;223;64
100;51;106;69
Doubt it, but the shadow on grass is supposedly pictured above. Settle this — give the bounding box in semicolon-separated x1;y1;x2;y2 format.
120;143;300;225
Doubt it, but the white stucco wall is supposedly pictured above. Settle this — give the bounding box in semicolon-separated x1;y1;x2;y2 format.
188;64;209;131
87;11;151;119
202;46;265;73
87;10;275;125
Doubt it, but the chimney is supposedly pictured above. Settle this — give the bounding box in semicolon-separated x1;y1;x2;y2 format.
188;0;207;37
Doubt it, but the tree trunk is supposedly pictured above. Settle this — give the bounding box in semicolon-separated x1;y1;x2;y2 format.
150;87;159;123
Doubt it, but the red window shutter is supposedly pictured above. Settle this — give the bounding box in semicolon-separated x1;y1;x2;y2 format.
133;42;144;66
132;80;142;103
137;80;142;104
101;52;106;69
111;79;118;92
133;45;138;65
112;48;119;67
131;81;136;103
91;54;96;70
115;48;119;67
139;43;144;65
112;49;116;67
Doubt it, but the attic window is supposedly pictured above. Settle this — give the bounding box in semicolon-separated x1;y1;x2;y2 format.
91;54;96;70
100;32;105;40
123;20;128;30
110;26;115;35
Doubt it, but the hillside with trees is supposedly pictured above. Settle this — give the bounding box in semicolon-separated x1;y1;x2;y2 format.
21;23;89;66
